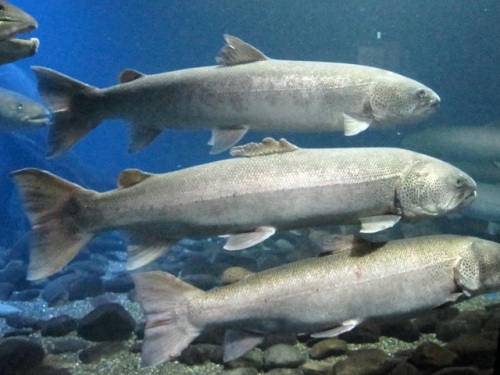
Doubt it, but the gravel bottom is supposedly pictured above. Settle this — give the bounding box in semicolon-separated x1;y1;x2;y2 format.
1;293;498;375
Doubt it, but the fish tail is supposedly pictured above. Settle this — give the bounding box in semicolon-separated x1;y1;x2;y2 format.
31;66;101;157
10;168;96;280
132;271;204;367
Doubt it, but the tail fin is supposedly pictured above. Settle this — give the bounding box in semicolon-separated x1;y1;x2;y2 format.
10;168;95;280
31;66;101;157
132;271;204;367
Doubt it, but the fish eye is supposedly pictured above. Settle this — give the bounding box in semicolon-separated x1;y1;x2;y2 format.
455;178;466;188
17;104;23;110
416;89;426;98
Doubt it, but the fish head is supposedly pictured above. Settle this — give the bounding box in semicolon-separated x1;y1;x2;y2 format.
370;74;440;125
399;157;476;220
0;88;50;130
0;1;38;64
0;1;37;39
455;238;500;296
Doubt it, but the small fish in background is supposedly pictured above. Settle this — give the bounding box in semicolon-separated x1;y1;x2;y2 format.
0;0;39;65
10;138;476;281
31;34;439;157
132;235;500;366
401;121;500;162
0;87;49;130
457;183;500;235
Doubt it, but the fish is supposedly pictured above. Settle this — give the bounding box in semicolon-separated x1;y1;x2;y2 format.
402;122;500;162
0;87;49;130
10;138;476;280
31;34;440;157
0;0;39;65
458;183;500;235
132;234;500;366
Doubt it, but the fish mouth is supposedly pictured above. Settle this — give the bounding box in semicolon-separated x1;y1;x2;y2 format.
24;112;50;126
0;21;38;43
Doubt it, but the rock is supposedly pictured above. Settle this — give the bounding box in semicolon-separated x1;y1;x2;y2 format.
0;337;45;374
435;319;471;342
216;368;259;375
128;342;142;354
179;343;224;365
3;329;32;337
9;288;40;301
339;321;381;344
275;239;295;252
41;274;79;306
41;315;78;337
434;306;459;321
386;362;419;375
332;349;398;375
31;365;73;375
0;260;27;287
407;342;457;370
432;367;482;375
412;312;437;334
0;282;14;299
225;349;264;370
266;369;304;375
40;274;104;305
308;338;348;360
103;272;134;293
48;338;89;354
446;333;497;369
77;303;136;342
264;344;305;370
78;342;125;364
5;313;42;330
262;333;298;350
66;259;108;276
301;360;335;375
380;320;419;342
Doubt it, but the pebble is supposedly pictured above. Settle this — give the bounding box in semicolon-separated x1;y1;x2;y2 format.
179;343;224;365
407;342;457;370
77;303;136;342
0;337;45;374
0;281;14;299
48;337;89;354
78;341;125;364
216;368;259;375
102;272;135;293
308;338;348;359
41;315;78;337
387;362;419;375
380;321;420;342
333;349;398;375
264;344;305;370
332;348;398;375
446;333;497;369
225;349;264;370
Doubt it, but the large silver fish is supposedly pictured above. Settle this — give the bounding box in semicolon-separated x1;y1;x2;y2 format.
32;34;440;157
11;138;475;280
0;0;39;65
0;88;49;130
133;234;500;366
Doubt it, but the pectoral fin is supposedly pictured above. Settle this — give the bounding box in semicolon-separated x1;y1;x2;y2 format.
359;215;400;233
209;127;248;154
223;329;264;362
127;232;177;270
343;114;370;136
223;226;276;251
311;319;361;338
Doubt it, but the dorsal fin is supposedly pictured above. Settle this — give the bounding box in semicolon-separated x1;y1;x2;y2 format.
216;34;268;66
230;137;299;158
118;169;152;188
318;234;386;257
119;69;145;84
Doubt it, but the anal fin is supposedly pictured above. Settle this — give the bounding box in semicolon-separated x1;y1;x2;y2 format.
127;232;177;270
223;226;276;251
129;125;161;153
209;127;248;154
223;329;264;362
